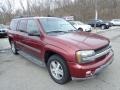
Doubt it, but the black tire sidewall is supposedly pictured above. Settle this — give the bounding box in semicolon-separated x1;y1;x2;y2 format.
47;54;71;84
101;25;106;29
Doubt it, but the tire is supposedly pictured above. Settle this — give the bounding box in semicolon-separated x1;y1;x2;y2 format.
10;41;18;54
47;54;71;84
101;25;106;30
106;26;109;29
78;28;83;31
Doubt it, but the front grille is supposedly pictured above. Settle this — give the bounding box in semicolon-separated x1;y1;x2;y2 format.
2;30;5;32
0;30;5;32
95;44;110;54
81;44;113;63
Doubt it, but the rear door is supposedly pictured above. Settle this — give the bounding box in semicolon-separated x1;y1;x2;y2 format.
16;19;28;51
9;19;19;46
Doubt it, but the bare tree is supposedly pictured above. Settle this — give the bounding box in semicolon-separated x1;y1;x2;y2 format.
1;0;120;24
0;0;15;24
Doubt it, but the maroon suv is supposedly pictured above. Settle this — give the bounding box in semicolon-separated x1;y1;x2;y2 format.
8;17;114;84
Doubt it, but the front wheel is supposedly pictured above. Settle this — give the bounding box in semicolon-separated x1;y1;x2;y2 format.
47;54;71;84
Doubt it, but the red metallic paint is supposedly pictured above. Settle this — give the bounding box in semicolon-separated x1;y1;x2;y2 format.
67;51;113;78
8;17;113;78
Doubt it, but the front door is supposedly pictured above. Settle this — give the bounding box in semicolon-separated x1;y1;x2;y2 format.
22;19;44;60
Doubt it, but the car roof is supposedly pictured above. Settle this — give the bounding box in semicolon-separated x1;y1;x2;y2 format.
90;18;104;20
69;21;83;23
12;17;61;20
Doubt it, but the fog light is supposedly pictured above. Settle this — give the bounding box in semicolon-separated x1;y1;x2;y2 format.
86;71;92;77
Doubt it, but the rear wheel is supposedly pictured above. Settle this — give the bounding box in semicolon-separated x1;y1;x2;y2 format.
101;25;106;30
10;41;18;54
78;28;83;31
106;26;109;29
47;54;71;84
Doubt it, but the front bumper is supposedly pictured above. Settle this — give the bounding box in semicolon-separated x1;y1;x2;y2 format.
84;28;92;32
68;50;114;78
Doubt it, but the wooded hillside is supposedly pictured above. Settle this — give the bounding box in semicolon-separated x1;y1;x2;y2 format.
0;0;120;24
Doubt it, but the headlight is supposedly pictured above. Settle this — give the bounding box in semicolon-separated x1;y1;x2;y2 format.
76;50;95;63
106;23;109;25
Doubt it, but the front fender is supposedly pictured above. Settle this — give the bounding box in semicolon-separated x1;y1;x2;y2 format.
44;44;76;62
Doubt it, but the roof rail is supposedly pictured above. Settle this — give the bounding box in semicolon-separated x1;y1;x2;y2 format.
14;15;34;19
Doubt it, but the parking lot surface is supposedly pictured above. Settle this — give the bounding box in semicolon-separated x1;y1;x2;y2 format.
0;27;120;90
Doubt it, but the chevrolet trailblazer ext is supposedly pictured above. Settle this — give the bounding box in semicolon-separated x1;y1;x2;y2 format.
8;17;114;84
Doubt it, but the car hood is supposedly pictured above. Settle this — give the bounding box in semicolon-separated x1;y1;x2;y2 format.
48;32;109;51
74;24;91;29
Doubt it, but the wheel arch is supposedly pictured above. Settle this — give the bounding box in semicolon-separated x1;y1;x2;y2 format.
44;50;67;65
78;27;83;31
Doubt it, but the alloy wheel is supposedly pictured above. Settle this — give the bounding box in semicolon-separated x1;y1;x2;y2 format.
50;60;64;80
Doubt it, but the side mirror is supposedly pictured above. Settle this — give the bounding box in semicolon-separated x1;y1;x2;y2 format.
28;31;40;37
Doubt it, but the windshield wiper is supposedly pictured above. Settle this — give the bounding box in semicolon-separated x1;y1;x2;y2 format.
46;30;68;33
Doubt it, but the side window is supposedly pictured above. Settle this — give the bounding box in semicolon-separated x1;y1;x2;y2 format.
96;20;99;22
10;20;19;31
18;20;27;32
27;20;39;34
89;20;94;24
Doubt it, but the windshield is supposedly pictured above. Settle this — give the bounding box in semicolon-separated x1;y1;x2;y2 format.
70;21;84;25
40;18;76;34
97;20;103;22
